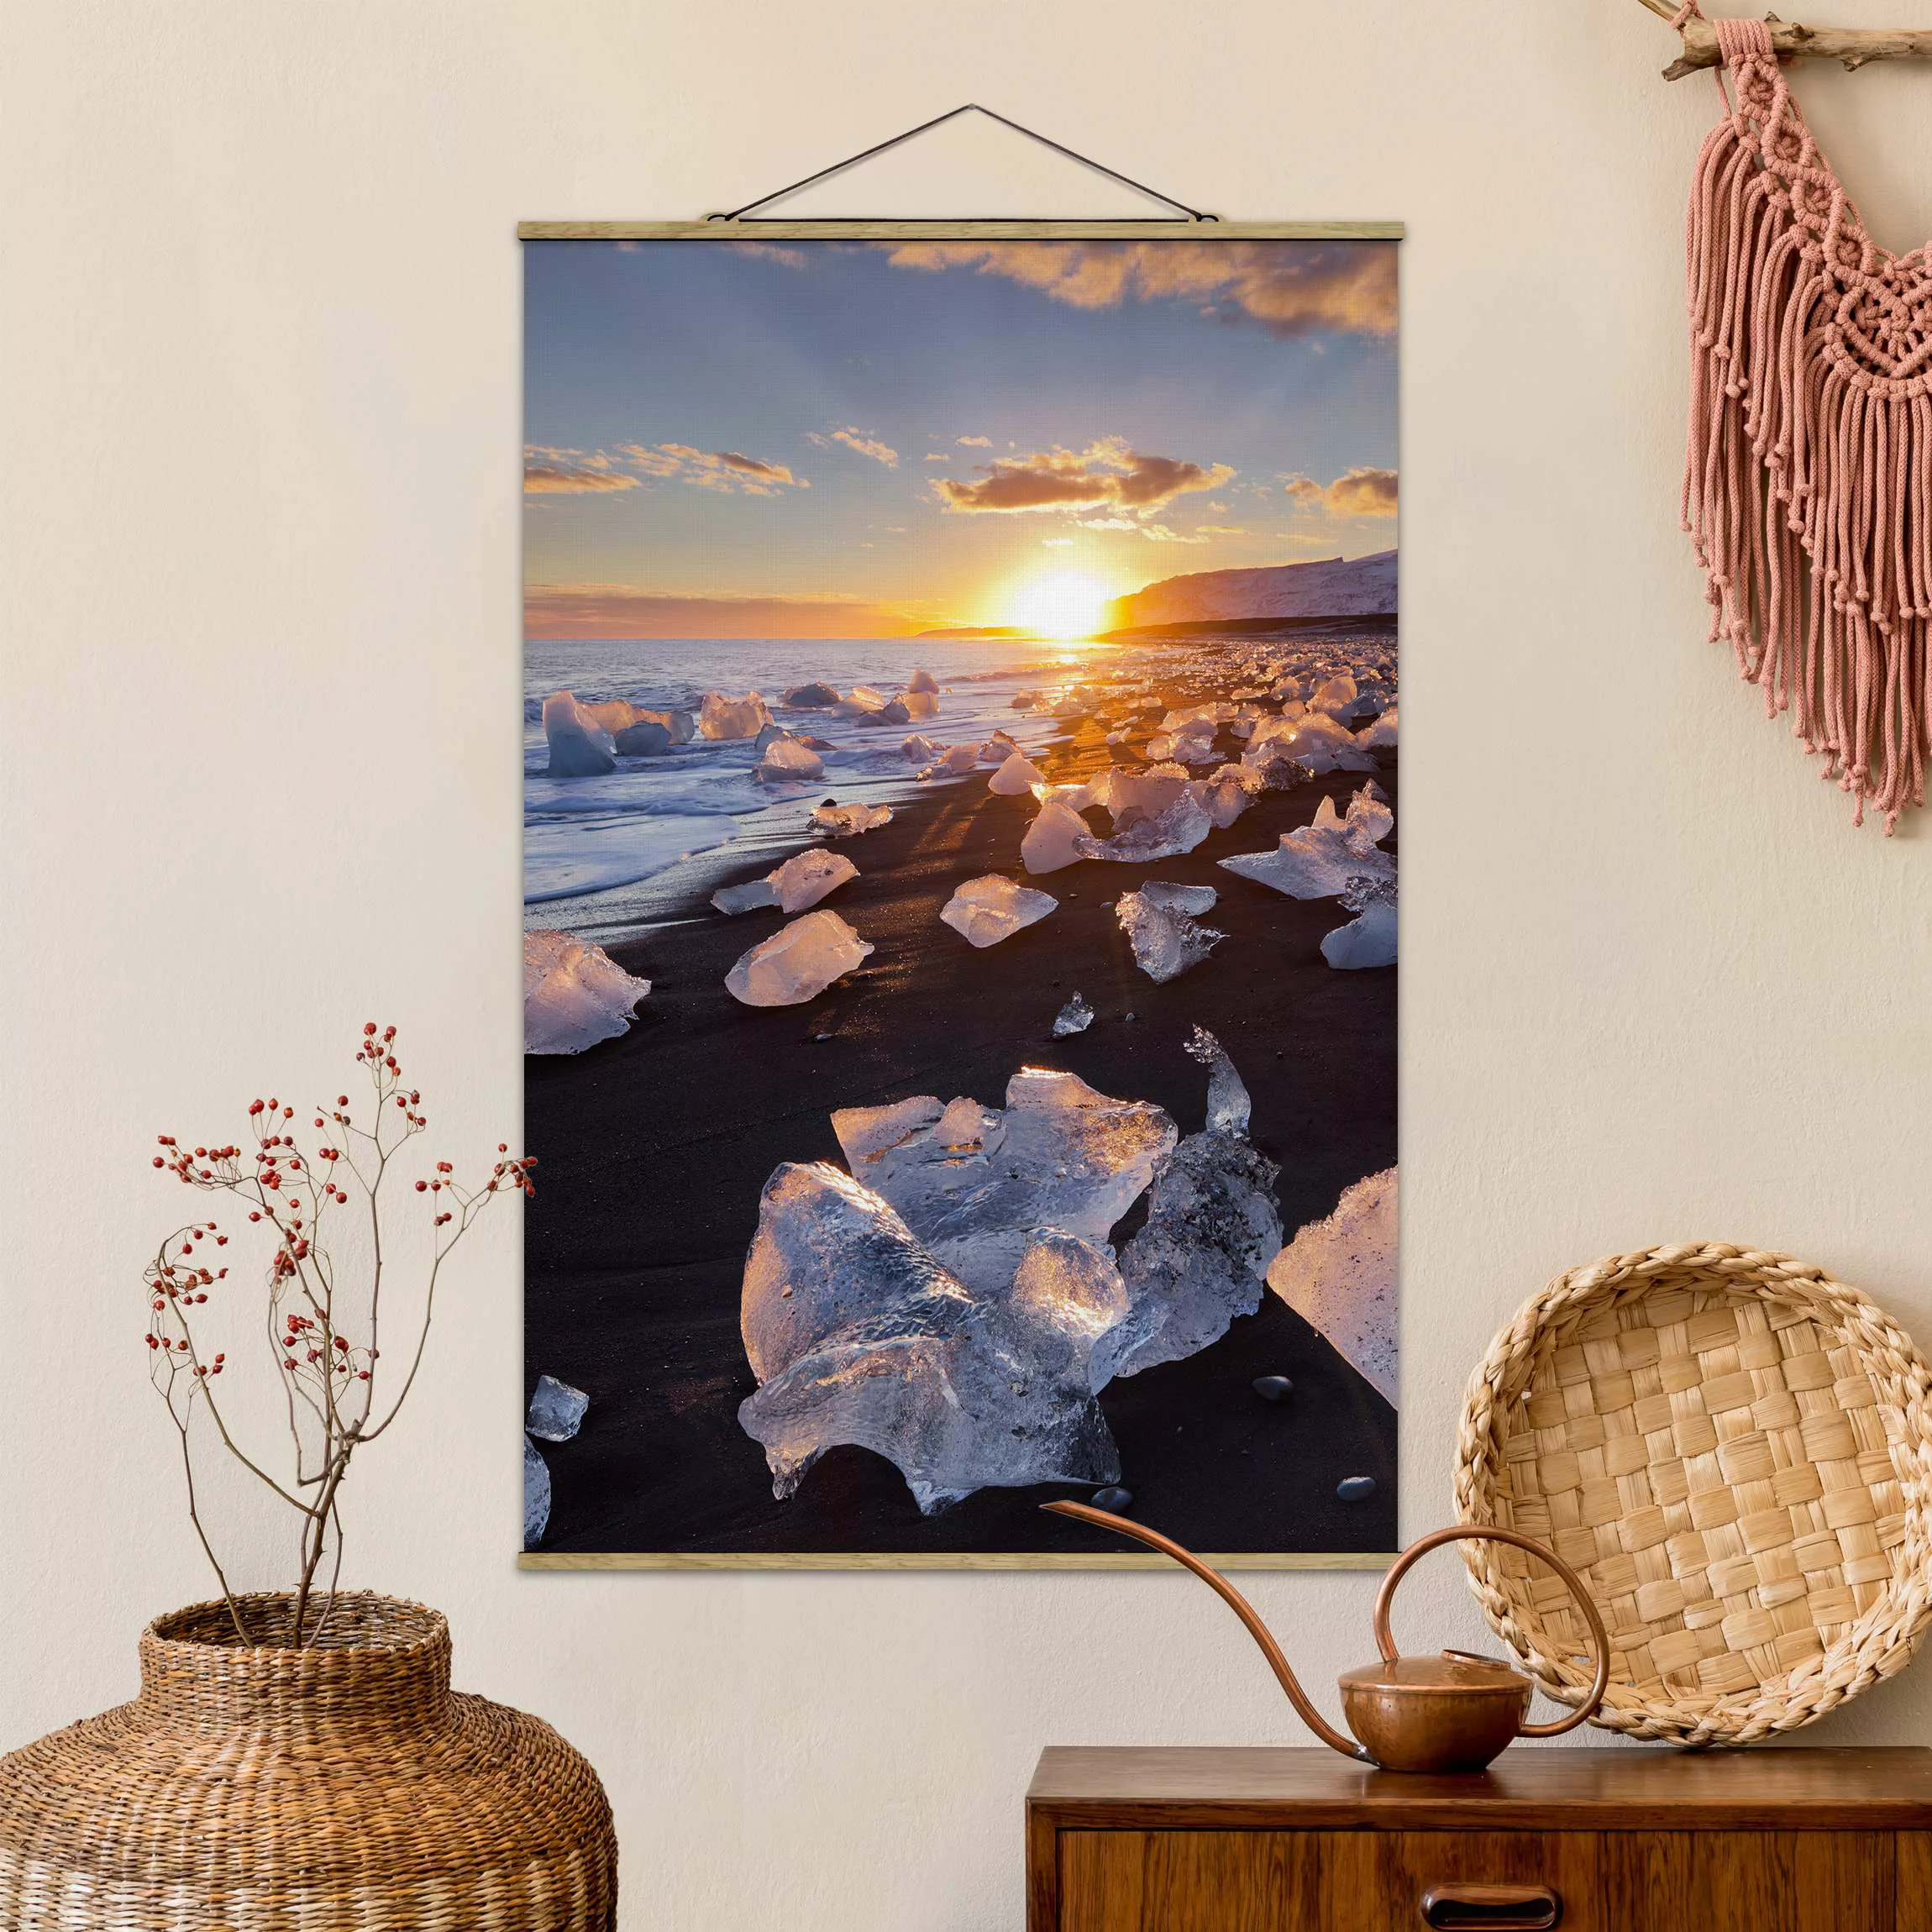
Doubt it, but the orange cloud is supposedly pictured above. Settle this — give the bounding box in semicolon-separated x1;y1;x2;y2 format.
808;426;899;468
957;434;992;446
525;585;923;639
880;239;1395;339
1282;466;1398;517
612;444;806;496
934;437;1233;519
522;449;641;495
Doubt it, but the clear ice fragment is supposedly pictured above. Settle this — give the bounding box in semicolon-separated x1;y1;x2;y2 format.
725;910;874;1006
783;682;842;708
737;1163;1121;1512
527;1374;589;1442
1116;888;1225;983
768;848;858;914
698;690;774;740
1321;901;1397;969
522;1436;551;1547
831;1067;1178;1296
1184;1025;1252;1135
811;801;893;837
940;874;1058;948
1219;783;1395;900
1266;1167;1398;1406
1021;800;1091;874
989;752;1044;795
906;668;939;694
756;736;826;782
542;691;616;777
523;929;650;1054
1076;791;1214;864
1052;992;1095;1037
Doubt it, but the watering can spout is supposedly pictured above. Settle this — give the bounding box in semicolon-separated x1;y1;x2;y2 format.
1040;1499;1373;1761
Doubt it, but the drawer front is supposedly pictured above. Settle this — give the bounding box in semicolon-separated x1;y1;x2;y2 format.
1055;1830;1898;1931
1600;1832;1893;1930
1058;1830;1599;1932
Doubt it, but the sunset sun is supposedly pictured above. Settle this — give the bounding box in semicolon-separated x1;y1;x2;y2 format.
1007;570;1112;639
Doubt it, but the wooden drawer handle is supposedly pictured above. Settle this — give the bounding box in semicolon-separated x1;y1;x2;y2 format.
1419;1883;1562;1929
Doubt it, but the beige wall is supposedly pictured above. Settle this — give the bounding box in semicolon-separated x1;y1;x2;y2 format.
5;3;1932;1925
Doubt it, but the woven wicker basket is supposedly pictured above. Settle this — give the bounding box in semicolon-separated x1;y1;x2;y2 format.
0;1592;617;1930
1454;1243;1932;1746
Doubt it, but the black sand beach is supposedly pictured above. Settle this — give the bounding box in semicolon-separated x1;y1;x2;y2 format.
525;648;1397;1561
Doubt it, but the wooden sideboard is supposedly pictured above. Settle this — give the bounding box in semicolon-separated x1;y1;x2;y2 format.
1026;1746;1932;1930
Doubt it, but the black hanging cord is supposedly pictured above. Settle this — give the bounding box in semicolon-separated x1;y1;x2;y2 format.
711;104;1216;223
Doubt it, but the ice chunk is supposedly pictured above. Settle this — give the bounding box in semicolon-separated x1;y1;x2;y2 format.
1220;785;1395;900
527;1373;589;1442
1021;800;1091;874
1052;991;1095;1037
1322;899;1398;969
1198;763;1264;828
906;668;939;694
1139;881;1218;916
543;691;617;777
711;876;780;915
1110;1126;1282;1378
769;848;858;913
988;752;1044;795
1267;1168;1398;1405
737;1163;1121;1511
718;848;859;916
523;928;650;1054
756;736;826;783
920;742;984;779
725;910;874;1006
612;717;672;756
980;731;1021;764
1116;886;1225;983
900;688;937;721
1309;673;1358;716
699;690;774;740
784;682;841;708
811;801;893;837
522;1436;551;1547
1011;690;1042;711
901;733;942;764
859;698;911;727
1357;706;1398;749
1089;768;1190;821
832;1066;1178;1296
1244;709;1373;777
1184;1024;1251;1135
1075;790;1213;863
940;875;1058;948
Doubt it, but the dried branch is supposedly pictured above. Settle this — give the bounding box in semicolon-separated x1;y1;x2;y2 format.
1637;2;1932;81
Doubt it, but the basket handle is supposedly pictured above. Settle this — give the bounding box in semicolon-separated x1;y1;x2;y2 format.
1373;1525;1610;1739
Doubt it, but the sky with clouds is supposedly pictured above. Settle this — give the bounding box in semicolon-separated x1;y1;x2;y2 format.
524;238;1396;638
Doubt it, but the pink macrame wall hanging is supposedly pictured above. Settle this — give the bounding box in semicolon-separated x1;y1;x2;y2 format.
1678;8;1932;831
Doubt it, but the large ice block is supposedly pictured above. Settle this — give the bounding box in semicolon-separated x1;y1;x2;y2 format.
523;928;650;1054
725;910;874;1006
1219;784;1395;900
699;690;774;740
1116;885;1225;983
1266;1167;1398;1405
832;1067;1178;1296
737;1163;1121;1512
542;691;617;778
940;875;1058;948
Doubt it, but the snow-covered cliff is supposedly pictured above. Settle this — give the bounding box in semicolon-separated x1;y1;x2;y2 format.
1109;549;1396;630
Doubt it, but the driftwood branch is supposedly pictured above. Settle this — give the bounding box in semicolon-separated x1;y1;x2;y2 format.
1635;0;1932;79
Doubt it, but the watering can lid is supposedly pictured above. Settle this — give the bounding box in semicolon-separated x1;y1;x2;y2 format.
1338;1649;1533;1697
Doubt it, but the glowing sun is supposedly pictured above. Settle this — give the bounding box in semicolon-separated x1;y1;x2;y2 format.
1008;570;1112;639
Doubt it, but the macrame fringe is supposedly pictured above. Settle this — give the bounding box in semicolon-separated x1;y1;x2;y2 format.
1680;19;1931;832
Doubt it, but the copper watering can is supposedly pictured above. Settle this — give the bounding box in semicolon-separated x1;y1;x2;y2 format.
1044;1504;1610;1773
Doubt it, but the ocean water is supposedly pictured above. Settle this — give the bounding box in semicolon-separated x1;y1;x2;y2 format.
524;637;1111;931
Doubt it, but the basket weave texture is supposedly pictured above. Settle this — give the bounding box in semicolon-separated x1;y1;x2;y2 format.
0;1592;617;1930
1454;1243;1932;1746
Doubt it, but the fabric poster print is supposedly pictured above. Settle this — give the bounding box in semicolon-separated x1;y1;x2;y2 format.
521;227;1399;1565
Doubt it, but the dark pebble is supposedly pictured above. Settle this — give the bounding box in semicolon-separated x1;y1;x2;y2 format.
1252;1374;1294;1402
1090;1487;1133;1513
1336;1476;1377;1503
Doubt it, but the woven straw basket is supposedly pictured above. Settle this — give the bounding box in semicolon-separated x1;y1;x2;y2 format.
1454;1243;1932;1747
0;1593;617;1930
